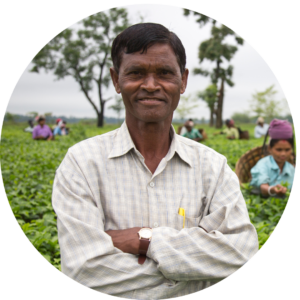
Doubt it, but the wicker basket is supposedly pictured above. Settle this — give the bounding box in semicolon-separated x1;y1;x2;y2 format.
235;146;295;184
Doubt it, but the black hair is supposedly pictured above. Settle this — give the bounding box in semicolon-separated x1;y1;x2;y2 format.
111;23;186;74
262;129;296;165
270;138;294;149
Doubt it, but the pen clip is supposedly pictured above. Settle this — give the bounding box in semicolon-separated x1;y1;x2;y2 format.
178;208;185;228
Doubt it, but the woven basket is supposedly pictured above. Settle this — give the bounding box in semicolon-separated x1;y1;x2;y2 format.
235;146;295;184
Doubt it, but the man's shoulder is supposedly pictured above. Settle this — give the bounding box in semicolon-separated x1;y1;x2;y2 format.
68;127;120;155
176;134;226;162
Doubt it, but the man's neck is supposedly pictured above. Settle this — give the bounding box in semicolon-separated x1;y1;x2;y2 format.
126;118;172;174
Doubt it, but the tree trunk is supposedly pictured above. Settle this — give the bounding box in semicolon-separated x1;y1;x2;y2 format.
209;108;214;127
97;102;105;127
215;78;225;129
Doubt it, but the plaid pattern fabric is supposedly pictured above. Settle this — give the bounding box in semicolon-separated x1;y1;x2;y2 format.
52;122;258;299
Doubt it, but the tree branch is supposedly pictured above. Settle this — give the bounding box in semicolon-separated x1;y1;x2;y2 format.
74;67;99;115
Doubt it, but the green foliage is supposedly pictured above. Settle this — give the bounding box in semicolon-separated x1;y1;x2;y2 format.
198;84;218;126
109;96;125;123
30;8;130;127
183;9;243;128
249;85;285;121
1;122;291;270
176;94;199;120
198;84;218;110
231;112;254;123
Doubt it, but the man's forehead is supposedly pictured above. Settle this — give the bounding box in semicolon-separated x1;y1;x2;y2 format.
120;43;178;63
123;62;177;71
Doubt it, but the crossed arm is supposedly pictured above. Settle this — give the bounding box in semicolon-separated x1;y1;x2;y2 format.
105;227;141;254
52;152;258;295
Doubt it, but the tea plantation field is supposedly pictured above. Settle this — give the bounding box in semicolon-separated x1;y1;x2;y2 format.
0;122;290;270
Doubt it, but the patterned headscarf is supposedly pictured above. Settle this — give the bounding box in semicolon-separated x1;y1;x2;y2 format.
269;119;293;139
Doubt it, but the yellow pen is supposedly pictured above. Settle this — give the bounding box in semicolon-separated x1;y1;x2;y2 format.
178;208;185;228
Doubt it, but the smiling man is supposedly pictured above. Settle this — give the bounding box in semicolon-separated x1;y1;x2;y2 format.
52;23;258;299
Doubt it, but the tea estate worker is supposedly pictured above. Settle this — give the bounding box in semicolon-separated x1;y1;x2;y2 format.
52;23;258;299
182;120;203;142
254;116;269;138
32;115;54;141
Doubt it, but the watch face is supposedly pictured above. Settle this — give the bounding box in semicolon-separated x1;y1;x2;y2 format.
140;228;152;239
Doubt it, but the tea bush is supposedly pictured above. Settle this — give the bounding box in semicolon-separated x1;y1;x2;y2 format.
0;122;290;270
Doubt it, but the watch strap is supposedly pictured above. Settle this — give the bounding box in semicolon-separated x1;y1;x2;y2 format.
138;238;150;265
139;238;150;255
138;255;147;264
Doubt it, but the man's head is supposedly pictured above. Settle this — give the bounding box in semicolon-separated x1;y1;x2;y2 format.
110;23;189;125
185;120;194;132
111;23;186;75
257;116;264;126
38;115;46;126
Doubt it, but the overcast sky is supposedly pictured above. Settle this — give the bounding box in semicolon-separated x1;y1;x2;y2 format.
6;4;290;120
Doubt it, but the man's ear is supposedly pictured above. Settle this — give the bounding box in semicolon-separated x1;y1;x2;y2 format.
110;67;121;94
180;68;189;94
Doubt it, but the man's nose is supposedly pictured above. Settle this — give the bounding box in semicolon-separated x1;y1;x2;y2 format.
140;74;160;92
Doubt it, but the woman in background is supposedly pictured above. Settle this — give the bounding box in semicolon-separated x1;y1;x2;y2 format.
250;119;295;197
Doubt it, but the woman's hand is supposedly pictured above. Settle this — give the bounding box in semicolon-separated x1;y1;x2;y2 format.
260;183;287;197
270;184;287;196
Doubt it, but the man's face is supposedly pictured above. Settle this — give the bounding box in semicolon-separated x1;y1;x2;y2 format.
110;43;189;124
38;119;45;126
186;125;192;132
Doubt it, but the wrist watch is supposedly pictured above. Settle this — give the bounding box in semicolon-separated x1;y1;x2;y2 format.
137;228;152;265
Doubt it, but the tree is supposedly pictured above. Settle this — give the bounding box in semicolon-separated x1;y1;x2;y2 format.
231;112;253;123
198;84;218;127
30;8;130;127
4;112;15;122
176;94;199;121
184;10;243;128
26;111;38;119
249;85;283;122
109;96;125;124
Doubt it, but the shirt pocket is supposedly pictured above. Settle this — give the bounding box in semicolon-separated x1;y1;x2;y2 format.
174;212;202;230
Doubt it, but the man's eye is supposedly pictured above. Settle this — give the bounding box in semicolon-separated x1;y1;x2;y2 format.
161;70;170;75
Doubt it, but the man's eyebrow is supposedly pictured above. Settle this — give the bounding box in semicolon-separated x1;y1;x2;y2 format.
124;65;146;72
124;64;176;73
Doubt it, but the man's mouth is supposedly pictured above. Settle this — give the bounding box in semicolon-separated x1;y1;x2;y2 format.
138;98;165;105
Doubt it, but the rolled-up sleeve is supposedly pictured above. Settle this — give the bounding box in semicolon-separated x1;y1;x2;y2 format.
52;151;165;296
146;160;258;282
250;160;270;187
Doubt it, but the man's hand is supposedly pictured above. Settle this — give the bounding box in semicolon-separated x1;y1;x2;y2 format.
105;227;142;254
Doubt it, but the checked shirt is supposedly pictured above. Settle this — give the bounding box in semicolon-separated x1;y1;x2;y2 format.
52;122;258;299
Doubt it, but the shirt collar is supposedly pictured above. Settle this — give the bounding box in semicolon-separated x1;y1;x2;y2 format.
269;155;290;175
108;121;192;167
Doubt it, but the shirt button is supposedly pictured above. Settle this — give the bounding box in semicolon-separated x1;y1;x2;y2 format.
153;222;158;228
149;182;155;188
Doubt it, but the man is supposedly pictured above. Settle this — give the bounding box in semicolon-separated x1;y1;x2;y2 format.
24;119;34;133
254;116;269;138
32;115;54;140
179;118;192;135
183;120;203;142
52;23;258;299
